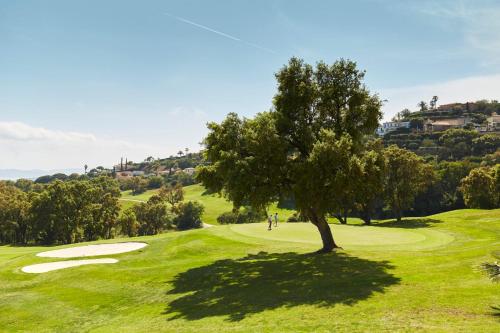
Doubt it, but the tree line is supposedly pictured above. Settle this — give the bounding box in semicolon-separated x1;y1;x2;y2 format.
0;178;204;245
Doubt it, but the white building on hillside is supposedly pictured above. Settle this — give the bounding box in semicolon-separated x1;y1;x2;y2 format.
487;112;500;131
376;121;410;136
182;167;196;175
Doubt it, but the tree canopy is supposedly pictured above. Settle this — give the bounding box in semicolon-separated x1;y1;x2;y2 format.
198;57;382;252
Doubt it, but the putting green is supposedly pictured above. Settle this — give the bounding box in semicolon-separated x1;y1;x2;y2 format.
230;222;454;250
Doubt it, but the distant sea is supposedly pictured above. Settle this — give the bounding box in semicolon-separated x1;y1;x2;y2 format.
0;169;82;181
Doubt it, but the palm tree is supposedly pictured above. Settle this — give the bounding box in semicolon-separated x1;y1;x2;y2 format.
430;96;438;109
84;164;88;174
418;101;428;112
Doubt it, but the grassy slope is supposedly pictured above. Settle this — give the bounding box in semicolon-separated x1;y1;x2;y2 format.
120;184;304;225
0;209;499;332
120;184;364;225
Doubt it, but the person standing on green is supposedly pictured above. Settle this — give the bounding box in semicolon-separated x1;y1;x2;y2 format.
268;215;272;230
274;213;278;227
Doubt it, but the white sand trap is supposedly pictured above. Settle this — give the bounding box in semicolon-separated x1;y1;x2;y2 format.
22;258;118;273
36;242;147;258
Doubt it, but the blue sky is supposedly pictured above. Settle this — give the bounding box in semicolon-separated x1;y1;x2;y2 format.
1;0;500;170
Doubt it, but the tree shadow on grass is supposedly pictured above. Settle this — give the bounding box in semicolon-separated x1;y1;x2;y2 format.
372;218;442;229
164;251;400;321
491;306;500;319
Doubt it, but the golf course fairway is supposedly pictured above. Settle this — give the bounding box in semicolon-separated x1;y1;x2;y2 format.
0;209;499;332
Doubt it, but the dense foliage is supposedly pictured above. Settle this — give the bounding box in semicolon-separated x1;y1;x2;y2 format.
0;176;205;245
460;165;500;209
173;201;205;230
0;176;121;245
119;186;204;236
216;207;265;224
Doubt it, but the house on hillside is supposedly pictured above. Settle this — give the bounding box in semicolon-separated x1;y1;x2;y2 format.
376;121;410;136
116;171;133;178
424;117;471;132
115;170;145;178
487;112;500;131
182;167;196;175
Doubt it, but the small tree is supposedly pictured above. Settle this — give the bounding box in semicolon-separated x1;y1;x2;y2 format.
99;193;120;239
355;140;386;225
159;184;184;208
384;145;433;222
131;177;148;195
118;208;139;237
147;176;164;189
418;101;428;112
174;201;204;230
460;166;497;209
134;195;172;235
430;96;438;109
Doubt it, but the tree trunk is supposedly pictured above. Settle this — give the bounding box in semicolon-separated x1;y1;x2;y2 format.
334;213;346;224
309;211;339;252
361;206;371;225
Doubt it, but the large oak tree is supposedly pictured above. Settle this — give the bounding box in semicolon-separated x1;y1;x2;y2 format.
197;58;382;252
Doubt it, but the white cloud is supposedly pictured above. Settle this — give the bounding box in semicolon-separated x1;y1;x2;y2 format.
416;0;500;66
0;121;162;170
380;73;500;121
0;122;97;142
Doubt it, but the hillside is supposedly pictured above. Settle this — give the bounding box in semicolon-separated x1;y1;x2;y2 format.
119;184;301;225
1;209;498;332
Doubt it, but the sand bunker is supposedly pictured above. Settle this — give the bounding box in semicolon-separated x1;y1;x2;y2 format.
22;258;118;273
37;242;147;258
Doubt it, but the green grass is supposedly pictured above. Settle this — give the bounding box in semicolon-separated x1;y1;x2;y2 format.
1;208;499;332
120;184;299;225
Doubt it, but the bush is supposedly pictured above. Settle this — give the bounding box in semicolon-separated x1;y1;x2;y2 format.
118;209;139;237
131;177;148;195
287;212;307;223
147;176;164;189
216;207;264;224
174;201;204;230
134;195;173;235
216;212;238;224
460;165;499;209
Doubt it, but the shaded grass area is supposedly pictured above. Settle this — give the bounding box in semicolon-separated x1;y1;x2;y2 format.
165;251;399;321
371;218;442;229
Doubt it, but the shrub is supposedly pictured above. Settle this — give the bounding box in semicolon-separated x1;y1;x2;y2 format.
118;209;139;237
134;195;173;235
131;177;148;195
174;201;204;230
460;166;498;209
217;207;264;224
287;212;307;223
216;211;239;224
147;176;164;189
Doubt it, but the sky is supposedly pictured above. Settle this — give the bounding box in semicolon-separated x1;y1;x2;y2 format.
2;0;500;170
